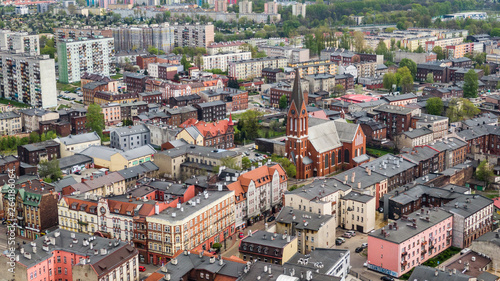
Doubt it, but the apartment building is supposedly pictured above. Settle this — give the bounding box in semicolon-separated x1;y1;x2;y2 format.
176;119;235;149
53;27;113;42
146;189;235;263
147;63;179;80
373;105;420;139
367;207;454;277
411;113;449;140
110;124;151;151
202;52;251;71
258;45;310;63
291;2;306;17
199;87;249;112
17;140;60;165
112;24;175;53
214;0;227;12
416;64;450;83
228;57;288;80
173;24;215;48
55;132;101;158
57;37;115;83
397;127;434;149
0;111;21;135
207;41;246;55
18;108;58;132
339;192;376;233
427;137;467;170
0;31;40;55
275;206;336;254
239;1;252;13
194;100;226;122
360;154;417;193
443;194;493;248
446;42;474;59
290;60;338;78
155;143;241;180
1;179;58;240
226;164;287;229
63;171;126;196
0;52;57;108
239;231;298;264
0;229;139;281
102;102;122;126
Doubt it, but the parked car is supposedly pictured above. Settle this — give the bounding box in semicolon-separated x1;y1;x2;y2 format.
380;276;394;281
267;216;275;222
346;230;356;236
139;266;146;272
239;232;244;238
355;247;363;253
342;232;352;238
362;243;368;248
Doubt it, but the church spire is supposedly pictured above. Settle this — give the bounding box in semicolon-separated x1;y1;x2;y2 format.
290;68;304;109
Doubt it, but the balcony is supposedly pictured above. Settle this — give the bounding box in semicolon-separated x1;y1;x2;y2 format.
401;251;408;257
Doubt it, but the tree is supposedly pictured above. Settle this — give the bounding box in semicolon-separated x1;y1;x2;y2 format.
461;98;481;118
414;45;425;53
432;46;446;60
396;66;414;94
227;77;239;89
180;54;192;70
334;84;345;96
173;73;180;82
274;157;296;178
425;73;434;83
86;104;105;139
491;28;500;37
279;94;288;109
399;58;417;79
426;97;444;116
353;31;365;53
240;110;262;140
242;157;252;170
39;159;63;181
383;72;397;90
354;84;364;95
219;156;241;169
476;160;494;189
122;119;133;126
29;131;40;143
463;69;479;98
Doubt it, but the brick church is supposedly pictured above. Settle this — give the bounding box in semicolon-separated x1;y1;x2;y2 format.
286;71;368;179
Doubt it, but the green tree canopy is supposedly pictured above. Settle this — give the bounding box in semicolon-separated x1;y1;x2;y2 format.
432;46;446;60
399;58;417;78
39;159;63;181
86;104;105;139
396;66;414;94
476;160;494;188
279;94;288;109
383;72;397;90
426;97;444;116
240;110;263;140
463;69;479;98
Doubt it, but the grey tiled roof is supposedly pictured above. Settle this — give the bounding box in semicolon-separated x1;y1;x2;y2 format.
383;93;417;102
58;154;93;169
374;104;414;114
112;124;149;136
57;132;100;146
403;127;433;139
409;265;472;281
241;230;296;248
21;140;59;152
285;248;349;276
368;206;453;244
361;154;417;178
0;111;20;120
342;191;374;203
117;161;159;180
276;206;334;231
443;194;493;218
286;178;351;201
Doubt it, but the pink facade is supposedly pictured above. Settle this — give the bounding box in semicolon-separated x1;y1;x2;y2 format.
367;208;454;277
26;251;86;281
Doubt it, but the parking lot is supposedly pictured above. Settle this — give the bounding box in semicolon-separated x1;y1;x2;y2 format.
58;90;84;108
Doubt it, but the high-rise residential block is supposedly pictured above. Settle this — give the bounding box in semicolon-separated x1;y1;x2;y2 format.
214;0;227;12
112;24;175;53
239;0;252;13
0;53;57;108
228;57;288;80
0;31;40;55
57;37;115;83
173;23;215;48
264;1;278;14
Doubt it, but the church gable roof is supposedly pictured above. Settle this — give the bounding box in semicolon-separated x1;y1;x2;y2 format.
308;121;342;153
334;119;360;143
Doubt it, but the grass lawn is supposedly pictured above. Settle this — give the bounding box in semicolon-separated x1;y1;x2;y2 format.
0;98;30;108
366;147;392;157
400;246;461;280
484;193;498;199
57;82;77;92
111;73;123;79
258;128;285;138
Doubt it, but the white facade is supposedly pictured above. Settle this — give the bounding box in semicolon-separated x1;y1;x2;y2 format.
57;37;114;83
202;51;251;71
228;57;287;80
0;53;57;108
